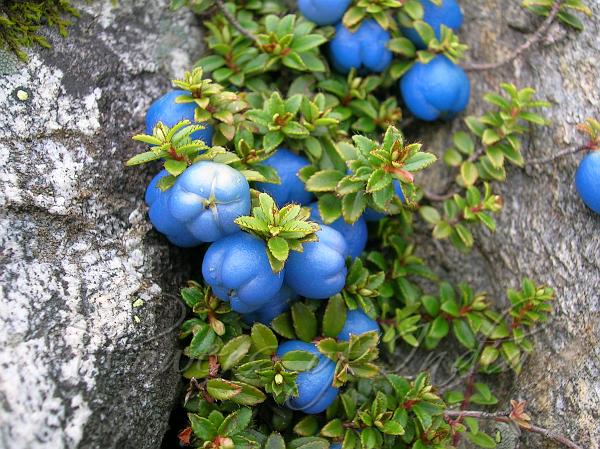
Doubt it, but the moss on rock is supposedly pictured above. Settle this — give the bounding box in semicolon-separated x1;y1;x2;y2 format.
0;0;79;61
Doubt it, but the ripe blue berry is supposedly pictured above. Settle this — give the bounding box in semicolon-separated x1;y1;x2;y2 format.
575;151;600;214
329;20;392;74
402;0;463;49
309;202;367;259
277;340;339;414
285;226;348;300
202;232;285;313
242;285;298;325
255;148;313;207
145;90;214;145
145;170;201;247
297;0;350;26
400;55;470;122
168;161;251;242
337;310;380;341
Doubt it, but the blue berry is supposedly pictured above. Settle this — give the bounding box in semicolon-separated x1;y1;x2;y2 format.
400;55;470;122
329;20;392;74
145;90;213;145
575;151;600;214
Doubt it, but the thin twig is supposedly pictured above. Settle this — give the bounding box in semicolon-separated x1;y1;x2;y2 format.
463;1;563;72
423;188;454;202
214;0;260;45
527;144;590;165
444;410;585;449
422;141;590;202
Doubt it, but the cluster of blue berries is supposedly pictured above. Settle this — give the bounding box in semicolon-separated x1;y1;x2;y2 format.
143;88;388;412
300;0;470;122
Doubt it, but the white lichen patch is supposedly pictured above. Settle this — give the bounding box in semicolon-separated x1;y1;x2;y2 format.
0;54;102;138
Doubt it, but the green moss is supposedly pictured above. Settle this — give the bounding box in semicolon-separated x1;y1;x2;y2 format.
0;0;79;61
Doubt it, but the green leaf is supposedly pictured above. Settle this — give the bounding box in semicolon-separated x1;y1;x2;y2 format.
206;378;242;401
306;170;344;192
282;121;310;137
265;433;286;449
387;37;416;57
291;303;318;342
427;316;449;339
381;420;405;436
291;34;327;52
455;223;474;247
320;419;344;438
251;323;279;356
271;313;296;339
264;131;284;152
218;408;252;436
322;295;348;338
453;131;475;155
403;152;437;171
317;194;342;224
413;21;435;45
366;168;392;193
293;416;320;437
460;161;479;186
189;414;217;441
229;381;267;406
342;191;367;224
419;206;441;224
281;350;319;371
480;346;500;366
268;236;290;262
466;431;497;448
126;150;163;166
188;325;217;358
219;335;251;371
452;319;476;349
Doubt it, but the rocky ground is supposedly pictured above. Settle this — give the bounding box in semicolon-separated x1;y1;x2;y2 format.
0;1;597;448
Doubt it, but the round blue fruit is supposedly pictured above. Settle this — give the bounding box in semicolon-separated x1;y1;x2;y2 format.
285;226;348;299
363;180;405;222
402;0;463;48
298;0;351;26
168;161;251;243
337;310;380;341
400;55;470;122
277;340;339;414
309;202;367;259
202;232;285;313
575;151;600;214
242;284;298;325
255;148;313;207
329;20;392;74
145;170;202;247
145;90;214;145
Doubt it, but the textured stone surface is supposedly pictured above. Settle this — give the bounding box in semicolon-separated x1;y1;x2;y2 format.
414;2;600;448
0;1;203;448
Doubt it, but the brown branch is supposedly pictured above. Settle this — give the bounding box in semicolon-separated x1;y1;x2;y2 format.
463;1;563;72
444;410;585;449
423;188;455;202
527;144;590;165
214;0;260;45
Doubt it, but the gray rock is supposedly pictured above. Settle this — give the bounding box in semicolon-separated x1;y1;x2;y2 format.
415;1;600;448
0;1;203;448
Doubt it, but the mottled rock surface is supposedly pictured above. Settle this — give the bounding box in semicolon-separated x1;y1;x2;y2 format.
0;1;203;448
414;1;600;448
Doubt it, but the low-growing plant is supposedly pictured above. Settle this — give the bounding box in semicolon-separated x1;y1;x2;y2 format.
125;1;596;448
